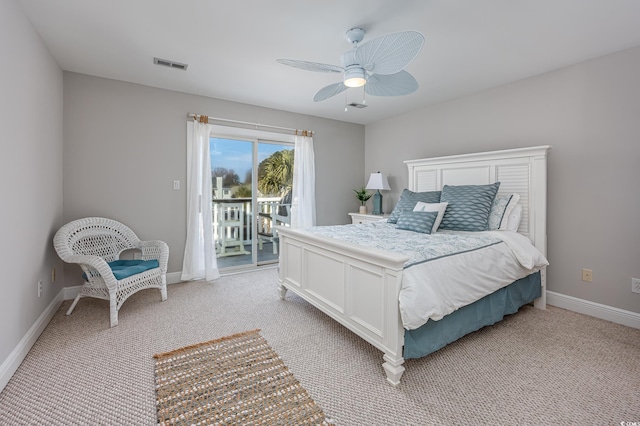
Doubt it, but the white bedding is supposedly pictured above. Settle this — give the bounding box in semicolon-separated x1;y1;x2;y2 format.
302;223;548;330
400;230;548;329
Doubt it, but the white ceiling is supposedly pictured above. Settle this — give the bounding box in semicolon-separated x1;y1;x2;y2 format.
18;0;640;125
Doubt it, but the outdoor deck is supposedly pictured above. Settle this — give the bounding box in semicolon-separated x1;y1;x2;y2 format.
214;198;285;270
216;241;279;269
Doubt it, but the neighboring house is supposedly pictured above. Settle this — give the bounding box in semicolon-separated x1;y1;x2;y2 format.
1;0;639;393
213;177;233;200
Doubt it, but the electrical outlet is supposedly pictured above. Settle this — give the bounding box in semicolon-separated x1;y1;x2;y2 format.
632;278;640;294
37;280;43;298
581;269;593;282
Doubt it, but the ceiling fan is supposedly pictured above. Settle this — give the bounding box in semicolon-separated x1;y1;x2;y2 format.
277;28;425;102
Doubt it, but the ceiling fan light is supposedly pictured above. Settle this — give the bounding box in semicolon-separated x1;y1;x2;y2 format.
344;68;366;88
344;77;366;88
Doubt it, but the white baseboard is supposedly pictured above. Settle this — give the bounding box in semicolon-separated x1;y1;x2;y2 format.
0;289;64;393
547;291;640;329
63;285;81;300
166;271;182;285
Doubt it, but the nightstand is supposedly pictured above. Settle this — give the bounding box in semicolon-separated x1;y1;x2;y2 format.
348;212;390;224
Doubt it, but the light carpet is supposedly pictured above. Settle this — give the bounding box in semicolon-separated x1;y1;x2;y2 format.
153;329;330;425
0;267;639;425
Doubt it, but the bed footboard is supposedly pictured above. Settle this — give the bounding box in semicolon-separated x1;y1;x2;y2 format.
276;226;409;385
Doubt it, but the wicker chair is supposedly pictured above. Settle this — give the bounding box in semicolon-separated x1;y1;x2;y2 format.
54;217;169;328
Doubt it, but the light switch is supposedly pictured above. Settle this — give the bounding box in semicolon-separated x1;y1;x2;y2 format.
173;180;180;190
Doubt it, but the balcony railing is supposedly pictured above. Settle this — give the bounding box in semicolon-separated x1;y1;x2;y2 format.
213;197;288;258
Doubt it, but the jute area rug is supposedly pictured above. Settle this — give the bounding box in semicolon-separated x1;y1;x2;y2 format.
153;329;331;425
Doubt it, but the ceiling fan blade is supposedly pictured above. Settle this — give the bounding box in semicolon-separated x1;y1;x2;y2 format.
313;82;348;102
277;59;343;73
355;31;424;75
364;70;419;97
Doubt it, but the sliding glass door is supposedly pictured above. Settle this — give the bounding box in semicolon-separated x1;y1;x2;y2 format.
210;137;293;270
210;137;253;269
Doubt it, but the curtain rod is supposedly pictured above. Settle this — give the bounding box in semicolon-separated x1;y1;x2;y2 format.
187;113;314;137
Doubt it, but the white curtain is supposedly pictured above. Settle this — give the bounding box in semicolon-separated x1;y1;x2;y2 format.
290;134;316;228
181;120;220;281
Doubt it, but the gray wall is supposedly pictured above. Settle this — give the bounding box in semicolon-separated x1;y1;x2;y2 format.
63;73;365;284
366;46;640;314
0;0;64;363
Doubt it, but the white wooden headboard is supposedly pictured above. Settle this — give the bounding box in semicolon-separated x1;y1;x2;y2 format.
404;146;550;257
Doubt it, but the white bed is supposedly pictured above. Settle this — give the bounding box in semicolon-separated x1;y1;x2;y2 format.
276;146;550;385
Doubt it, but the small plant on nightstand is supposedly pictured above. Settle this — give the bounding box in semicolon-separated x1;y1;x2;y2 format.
354;187;372;214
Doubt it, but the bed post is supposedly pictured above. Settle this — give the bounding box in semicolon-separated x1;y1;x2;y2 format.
530;147;549;310
277;281;288;300
382;269;405;386
383;354;405;386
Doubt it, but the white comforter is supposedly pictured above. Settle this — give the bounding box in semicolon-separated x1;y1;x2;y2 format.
399;230;548;329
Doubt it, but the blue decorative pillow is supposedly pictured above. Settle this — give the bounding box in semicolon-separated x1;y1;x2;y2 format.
396;211;439;234
439;182;500;231
388;189;441;224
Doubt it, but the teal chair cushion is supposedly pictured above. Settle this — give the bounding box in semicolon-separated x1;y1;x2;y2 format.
84;259;159;281
108;259;160;280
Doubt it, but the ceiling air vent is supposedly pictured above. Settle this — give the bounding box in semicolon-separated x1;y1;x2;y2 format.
347;102;367;109
153;57;188;71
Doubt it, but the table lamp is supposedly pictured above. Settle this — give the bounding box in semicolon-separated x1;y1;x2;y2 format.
365;171;390;215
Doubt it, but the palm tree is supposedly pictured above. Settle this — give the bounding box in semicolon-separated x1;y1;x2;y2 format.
233;185;252;198
258;149;294;196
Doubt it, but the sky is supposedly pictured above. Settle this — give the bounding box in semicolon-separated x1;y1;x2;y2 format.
210;138;290;180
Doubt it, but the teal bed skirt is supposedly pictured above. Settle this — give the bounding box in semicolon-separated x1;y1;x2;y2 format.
403;271;542;359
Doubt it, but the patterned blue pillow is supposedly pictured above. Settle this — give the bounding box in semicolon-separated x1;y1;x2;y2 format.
388;189;441;224
396;211;439;234
439;182;500;231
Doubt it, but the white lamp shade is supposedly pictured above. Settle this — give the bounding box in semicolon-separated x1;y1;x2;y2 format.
365;172;390;191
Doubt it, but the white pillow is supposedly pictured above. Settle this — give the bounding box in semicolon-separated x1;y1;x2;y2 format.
499;193;520;230
488;193;521;230
505;204;523;232
413;201;448;233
